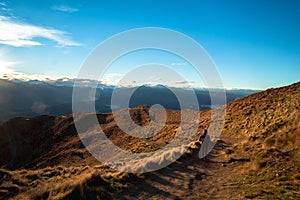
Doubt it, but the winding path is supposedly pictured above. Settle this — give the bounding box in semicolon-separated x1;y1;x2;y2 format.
115;137;248;200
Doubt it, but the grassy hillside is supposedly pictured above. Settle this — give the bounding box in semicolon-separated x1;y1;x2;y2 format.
0;82;299;199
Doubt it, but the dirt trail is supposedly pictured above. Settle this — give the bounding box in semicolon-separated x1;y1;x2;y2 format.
115;137;249;200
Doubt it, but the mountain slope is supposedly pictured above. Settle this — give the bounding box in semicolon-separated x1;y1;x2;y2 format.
0;82;299;199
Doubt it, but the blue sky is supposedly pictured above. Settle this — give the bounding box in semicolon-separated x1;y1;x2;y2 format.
0;0;299;89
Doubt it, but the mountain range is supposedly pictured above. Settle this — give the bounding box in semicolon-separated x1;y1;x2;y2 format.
0;78;260;125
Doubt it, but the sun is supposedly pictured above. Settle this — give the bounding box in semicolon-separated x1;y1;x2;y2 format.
0;50;20;76
0;60;16;75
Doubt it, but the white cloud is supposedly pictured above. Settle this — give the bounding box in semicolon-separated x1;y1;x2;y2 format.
169;80;196;88
171;81;190;85
100;73;124;86
0;2;10;14
0;50;21;75
171;62;187;66
0;60;21;67
52;5;79;13
0;70;54;81
0;16;81;47
149;76;162;81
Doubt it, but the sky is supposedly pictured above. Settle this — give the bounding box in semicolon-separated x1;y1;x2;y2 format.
0;0;299;89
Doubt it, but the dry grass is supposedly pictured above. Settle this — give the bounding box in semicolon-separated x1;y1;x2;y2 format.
1;82;300;199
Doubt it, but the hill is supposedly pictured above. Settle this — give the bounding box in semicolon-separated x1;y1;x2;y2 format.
0;82;299;199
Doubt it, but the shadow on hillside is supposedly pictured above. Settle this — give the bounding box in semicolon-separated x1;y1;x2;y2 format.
0;116;57;170
119;141;227;199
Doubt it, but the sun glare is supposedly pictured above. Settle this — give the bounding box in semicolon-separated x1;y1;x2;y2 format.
0;60;16;75
0;50;20;76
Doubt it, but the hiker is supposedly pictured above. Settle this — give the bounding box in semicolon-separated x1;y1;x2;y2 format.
199;130;212;160
199;129;208;143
